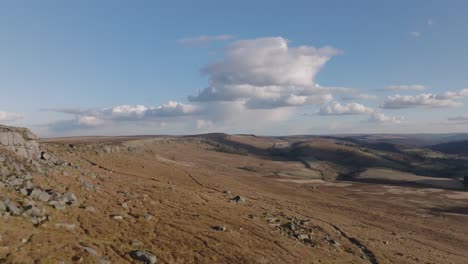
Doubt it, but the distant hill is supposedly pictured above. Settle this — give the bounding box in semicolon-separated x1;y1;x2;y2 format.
429;140;468;156
330;133;468;147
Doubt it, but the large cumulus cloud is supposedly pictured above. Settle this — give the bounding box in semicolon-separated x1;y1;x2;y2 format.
189;37;341;109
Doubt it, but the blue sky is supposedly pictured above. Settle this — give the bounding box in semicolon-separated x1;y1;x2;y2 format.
1;0;468;136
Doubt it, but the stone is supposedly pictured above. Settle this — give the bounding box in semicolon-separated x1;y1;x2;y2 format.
55;223;76;231
7;178;24;188
54;204;66;210
85;206;96;213
20;188;30;196
40;152;51;161
112;215;123;220
82;246;99;256
129;250;157;264
61;192;78;206
130;240;143;246
230;195;246;204
38;191;52;202
24;181;34;189
0;167;10;176
99;257;111;264
0;201;6;212
29;188;43;200
144;214;153;221
121;202;128;209
0;125;41;161
22;205;45;217
212;225;227;232
24;173;33;180
5;200;21;215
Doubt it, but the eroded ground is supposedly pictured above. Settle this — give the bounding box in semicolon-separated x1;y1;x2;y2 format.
1;137;467;263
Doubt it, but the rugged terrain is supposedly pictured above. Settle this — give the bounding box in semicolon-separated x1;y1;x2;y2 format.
1;125;467;263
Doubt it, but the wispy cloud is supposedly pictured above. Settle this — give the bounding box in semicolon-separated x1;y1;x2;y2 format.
410;31;421;38
382;84;427;92
381;89;468;109
448;115;468;121
44;101;200;131
178;35;236;45
0;111;23;122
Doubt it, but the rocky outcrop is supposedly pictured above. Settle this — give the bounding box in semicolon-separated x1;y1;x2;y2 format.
0;124;77;225
0;125;41;161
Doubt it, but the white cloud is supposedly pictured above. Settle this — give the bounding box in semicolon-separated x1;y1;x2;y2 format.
318;102;374;115
368;112;405;124
189;37;340;109
246;93;333;109
46;101;199;131
178;35;236;45
436;88;468;100
410;31;421;38
383;85;427;92
196;119;214;129
105;101;199;120
448;115;468;121
42;36;395;135
381;90;468;109
0;111;23;122
341;93;377;100
77;116;105;126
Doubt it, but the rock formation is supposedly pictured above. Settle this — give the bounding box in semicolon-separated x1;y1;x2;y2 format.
0;125;41;161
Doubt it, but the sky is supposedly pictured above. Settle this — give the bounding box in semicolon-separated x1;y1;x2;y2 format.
1;0;468;137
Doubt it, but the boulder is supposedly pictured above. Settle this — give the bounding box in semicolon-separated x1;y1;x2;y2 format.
0;125;41;161
230;195;246;204
129;250;157;264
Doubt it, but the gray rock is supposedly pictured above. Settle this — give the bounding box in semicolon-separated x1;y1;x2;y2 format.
82;246;99;256
24;173;33;180
130;240;143;246
24;181;34;189
29;188;43;200
20;188;30;196
30;216;48;225
112;215;123;220
22;205;46;217
0;201;6;212
61;192;78;205
55;223;76;231
5;200;21;215
0;125;41;161
84;206;96;213
38;191;52;202
7;178;24;188
99;257;111;264
230;195;246;204
129;250;157;264
0;166;10;176
212;225;227;232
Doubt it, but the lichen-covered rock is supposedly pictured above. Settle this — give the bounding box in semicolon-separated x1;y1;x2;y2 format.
0;125;41;161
